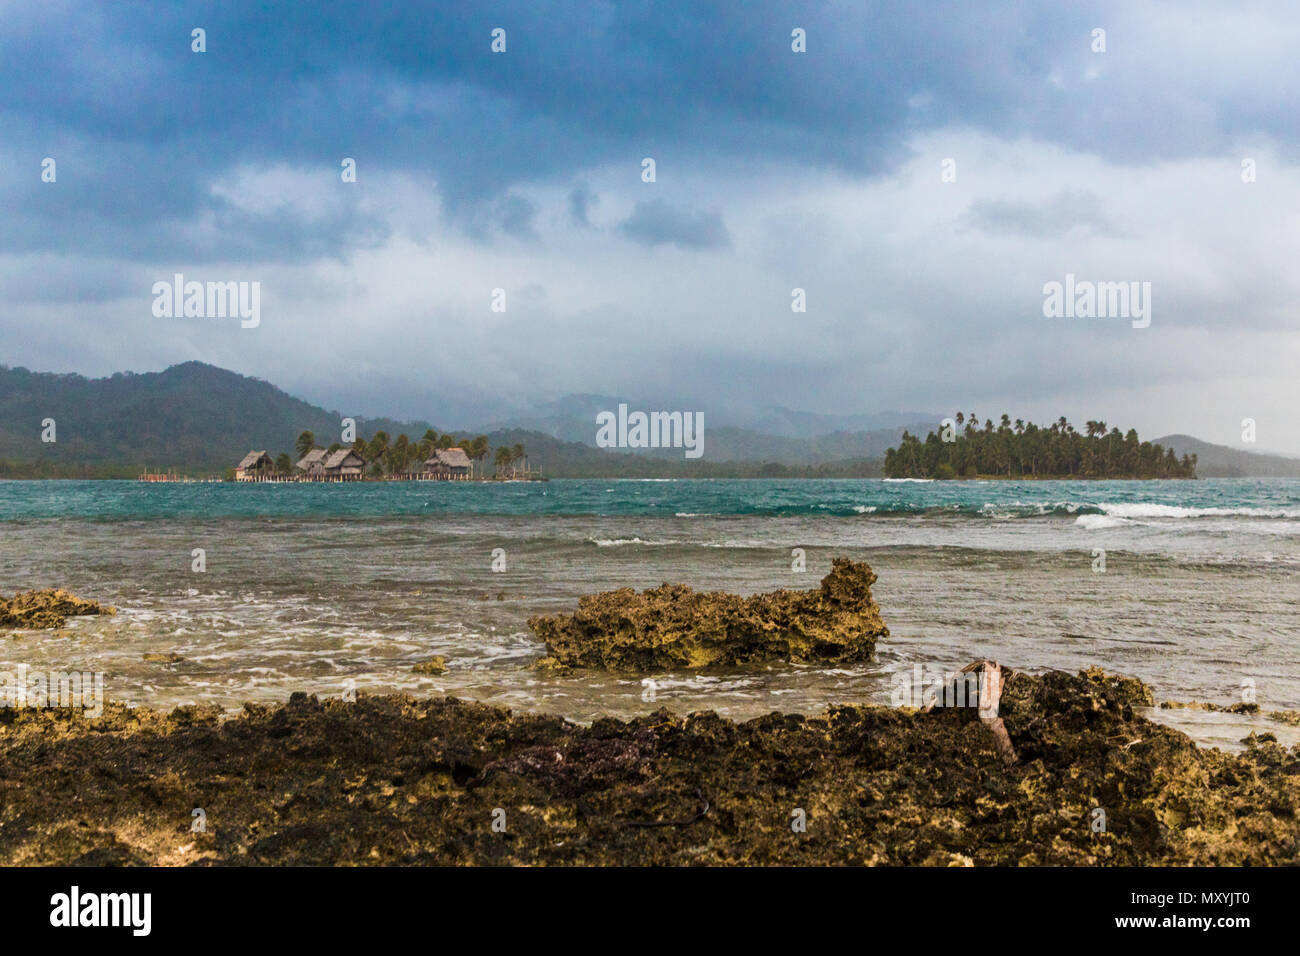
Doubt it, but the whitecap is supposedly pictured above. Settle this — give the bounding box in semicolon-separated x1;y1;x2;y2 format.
1075;514;1127;530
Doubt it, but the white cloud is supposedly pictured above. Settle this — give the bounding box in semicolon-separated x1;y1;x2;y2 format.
4;127;1299;452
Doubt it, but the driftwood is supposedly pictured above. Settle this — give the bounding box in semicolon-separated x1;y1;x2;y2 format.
924;660;1018;767
969;660;1018;767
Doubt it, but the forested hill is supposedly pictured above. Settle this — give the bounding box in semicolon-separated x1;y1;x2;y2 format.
4;363;1290;479
0;362;434;477
0;362;883;479
884;416;1197;479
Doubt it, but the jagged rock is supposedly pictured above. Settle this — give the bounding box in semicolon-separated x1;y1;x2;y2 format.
142;653;184;664
0;589;116;630
1160;699;1257;714
1;666;1297;865
529;557;888;670
412;657;447;675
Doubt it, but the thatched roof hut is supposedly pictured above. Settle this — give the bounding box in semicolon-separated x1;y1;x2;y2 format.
295;448;327;472
436;447;472;469
235;451;274;481
322;449;367;480
423;446;473;479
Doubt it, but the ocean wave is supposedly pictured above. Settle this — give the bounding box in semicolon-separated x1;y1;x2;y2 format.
589;537;667;547
1075;514;1128;530
1097;502;1300;519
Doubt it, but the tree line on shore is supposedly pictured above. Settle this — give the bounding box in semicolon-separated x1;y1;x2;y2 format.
883;414;1197;479
280;430;530;478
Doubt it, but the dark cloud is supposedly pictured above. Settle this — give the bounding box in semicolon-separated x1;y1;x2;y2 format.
2;2;1298;452
963;190;1120;239
617;199;729;249
495;194;540;240
3;1;1296;262
568;185;597;227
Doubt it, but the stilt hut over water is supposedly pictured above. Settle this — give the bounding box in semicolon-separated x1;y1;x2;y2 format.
322;448;367;481
294;448;328;479
235;451;274;482
424;447;473;480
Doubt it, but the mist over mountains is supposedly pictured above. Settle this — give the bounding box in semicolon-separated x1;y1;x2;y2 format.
0;362;1294;478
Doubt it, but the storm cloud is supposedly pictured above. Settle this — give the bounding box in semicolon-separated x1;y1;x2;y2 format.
2;1;1298;452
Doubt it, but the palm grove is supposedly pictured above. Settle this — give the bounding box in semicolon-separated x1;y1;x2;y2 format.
883;415;1197;479
279;431;530;478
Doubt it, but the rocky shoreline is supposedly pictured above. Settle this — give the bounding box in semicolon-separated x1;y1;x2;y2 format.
1;568;1296;865
1;666;1297;865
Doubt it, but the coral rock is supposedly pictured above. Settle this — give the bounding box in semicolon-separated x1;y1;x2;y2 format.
0;589;116;630
412;657;448;675
528;558;888;670
3;667;1298;865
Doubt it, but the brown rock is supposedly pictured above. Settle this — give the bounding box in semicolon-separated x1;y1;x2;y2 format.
142;653;184;664
528;557;888;670
2;666;1297;866
0;589;116;630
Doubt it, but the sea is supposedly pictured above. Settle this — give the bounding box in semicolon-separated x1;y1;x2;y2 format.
1;477;1297;750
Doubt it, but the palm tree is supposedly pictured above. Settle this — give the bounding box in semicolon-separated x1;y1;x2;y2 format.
494;445;514;478
295;431;315;461
417;429;438;462
390;433;411;475
367;431;390;475
275;452;292;475
461;435;489;477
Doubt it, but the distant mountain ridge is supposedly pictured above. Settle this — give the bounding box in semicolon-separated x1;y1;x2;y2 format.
470;393;938;463
474;394;937;442
0;362;897;477
1;361;1295;478
1152;434;1300;478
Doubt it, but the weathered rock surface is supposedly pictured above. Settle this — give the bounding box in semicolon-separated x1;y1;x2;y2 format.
412;657;447;675
1;667;1296;866
529;558;889;670
1161;699;1257;714
1162;699;1300;727
143;652;185;664
0;588;116;630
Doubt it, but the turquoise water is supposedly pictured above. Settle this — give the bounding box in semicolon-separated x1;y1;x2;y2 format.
2;476;1298;520
1;477;1297;750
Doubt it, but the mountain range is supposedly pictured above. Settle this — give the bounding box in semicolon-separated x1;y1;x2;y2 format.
0;361;1296;478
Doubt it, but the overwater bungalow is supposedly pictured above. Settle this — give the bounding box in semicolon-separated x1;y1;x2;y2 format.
423;447;473;480
321;448;367;481
294;447;328;478
235;451;274;482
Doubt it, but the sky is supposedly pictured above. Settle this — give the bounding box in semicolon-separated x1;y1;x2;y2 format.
2;0;1298;451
